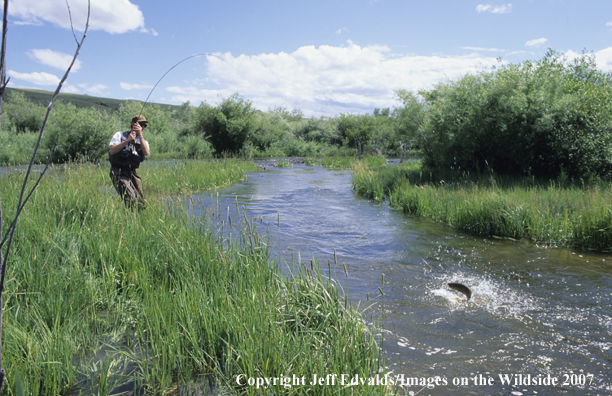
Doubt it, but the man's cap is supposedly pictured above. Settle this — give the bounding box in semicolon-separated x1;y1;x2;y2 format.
132;115;148;126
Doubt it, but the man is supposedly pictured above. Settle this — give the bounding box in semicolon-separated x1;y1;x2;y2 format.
109;115;150;208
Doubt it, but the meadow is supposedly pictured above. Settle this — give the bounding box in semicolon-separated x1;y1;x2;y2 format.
0;160;385;395
351;161;612;251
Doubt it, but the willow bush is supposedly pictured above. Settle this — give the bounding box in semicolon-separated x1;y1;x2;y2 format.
419;50;612;179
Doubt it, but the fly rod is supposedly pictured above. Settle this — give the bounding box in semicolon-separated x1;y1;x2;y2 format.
138;53;233;115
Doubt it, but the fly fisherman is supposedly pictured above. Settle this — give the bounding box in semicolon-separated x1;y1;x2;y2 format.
109;115;150;208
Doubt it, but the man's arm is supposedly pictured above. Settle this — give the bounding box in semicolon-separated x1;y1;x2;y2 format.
140;137;150;157
109;131;135;155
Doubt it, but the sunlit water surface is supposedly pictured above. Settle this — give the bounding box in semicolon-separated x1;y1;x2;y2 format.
185;163;612;396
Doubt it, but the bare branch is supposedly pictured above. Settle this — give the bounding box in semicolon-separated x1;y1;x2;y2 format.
65;0;79;45
0;0;10;126
0;2;91;391
0;2;90;275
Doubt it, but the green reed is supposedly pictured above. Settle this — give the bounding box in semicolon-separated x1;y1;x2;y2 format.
275;158;293;168
138;159;260;196
1;161;385;395
306;154;387;170
352;161;612;251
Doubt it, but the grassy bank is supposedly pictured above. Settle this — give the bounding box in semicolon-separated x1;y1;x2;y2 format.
1;160;385;395
352;161;612;251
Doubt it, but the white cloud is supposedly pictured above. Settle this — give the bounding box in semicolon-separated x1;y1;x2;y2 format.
165;42;503;116
607;22;612;29
594;47;612;72
9;0;148;34
476;3;512;14
62;84;81;94
546;48;612;73
165;86;234;107
7;70;60;86
525;38;548;47
335;27;348;35
120;82;154;91
27;49;82;72
79;83;109;96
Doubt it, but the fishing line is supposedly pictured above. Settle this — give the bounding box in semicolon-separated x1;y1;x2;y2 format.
138;53;234;116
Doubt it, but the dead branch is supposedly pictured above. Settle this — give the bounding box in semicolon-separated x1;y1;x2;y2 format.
0;0;91;392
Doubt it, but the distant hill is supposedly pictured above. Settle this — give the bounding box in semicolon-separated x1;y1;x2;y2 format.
5;87;181;112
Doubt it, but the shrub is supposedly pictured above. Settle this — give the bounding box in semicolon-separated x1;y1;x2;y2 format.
44;101;115;163
419;50;612;179
394;89;425;152
2;91;46;133
249;114;289;151
180;135;214;159
294;118;340;145
191;94;258;155
116;101;175;136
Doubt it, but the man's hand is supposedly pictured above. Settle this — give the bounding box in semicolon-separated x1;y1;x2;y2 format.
131;122;143;138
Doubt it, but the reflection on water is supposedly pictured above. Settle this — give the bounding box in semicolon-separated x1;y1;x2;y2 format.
185;164;612;395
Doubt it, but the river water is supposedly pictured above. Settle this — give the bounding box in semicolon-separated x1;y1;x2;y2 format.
186;163;612;396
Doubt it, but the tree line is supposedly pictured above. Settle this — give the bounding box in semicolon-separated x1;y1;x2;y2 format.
3;50;612;179
0;90;415;165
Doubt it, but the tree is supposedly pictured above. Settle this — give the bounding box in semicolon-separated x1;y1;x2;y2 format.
394;90;425;149
418;50;612;178
2;90;46;133
191;94;258;155
44;101;114;163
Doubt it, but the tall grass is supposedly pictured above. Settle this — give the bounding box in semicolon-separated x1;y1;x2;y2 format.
352;161;612;251
139;159;260;196
1;160;385;395
306;154;388;170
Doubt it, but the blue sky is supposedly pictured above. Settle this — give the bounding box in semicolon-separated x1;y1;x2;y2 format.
5;0;612;116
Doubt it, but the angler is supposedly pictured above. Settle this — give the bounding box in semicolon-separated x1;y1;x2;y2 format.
108;115;150;208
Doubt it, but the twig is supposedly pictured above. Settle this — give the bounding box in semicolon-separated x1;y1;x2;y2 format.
0;0;9;126
0;1;90;266
0;1;91;392
65;0;79;44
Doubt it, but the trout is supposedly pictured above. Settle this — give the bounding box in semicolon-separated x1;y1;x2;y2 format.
447;283;472;301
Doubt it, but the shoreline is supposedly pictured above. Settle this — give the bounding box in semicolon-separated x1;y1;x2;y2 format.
1;160;385;395
352;160;612;252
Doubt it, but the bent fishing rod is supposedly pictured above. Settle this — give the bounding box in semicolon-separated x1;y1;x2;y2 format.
138;53;233;116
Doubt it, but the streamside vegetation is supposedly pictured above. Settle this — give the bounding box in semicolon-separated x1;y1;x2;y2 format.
418;50;612;180
0;88;416;165
0;161;385;395
351;50;612;251
5;50;611;179
352;160;612;251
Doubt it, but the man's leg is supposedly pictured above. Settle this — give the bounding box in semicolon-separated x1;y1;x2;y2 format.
110;168;140;207
130;172;147;209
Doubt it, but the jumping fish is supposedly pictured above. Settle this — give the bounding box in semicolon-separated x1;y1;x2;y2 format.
447;283;472;301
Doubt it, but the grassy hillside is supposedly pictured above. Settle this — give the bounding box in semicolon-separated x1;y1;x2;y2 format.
5;87;180;112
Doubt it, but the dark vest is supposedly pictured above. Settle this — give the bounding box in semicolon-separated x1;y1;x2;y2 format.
109;131;145;170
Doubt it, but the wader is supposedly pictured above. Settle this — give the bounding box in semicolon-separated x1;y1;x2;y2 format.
109;131;147;209
110;165;146;209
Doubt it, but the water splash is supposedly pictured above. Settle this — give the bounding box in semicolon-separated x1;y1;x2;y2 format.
429;272;543;320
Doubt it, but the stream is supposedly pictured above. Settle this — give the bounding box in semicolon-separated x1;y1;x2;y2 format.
185;162;612;396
